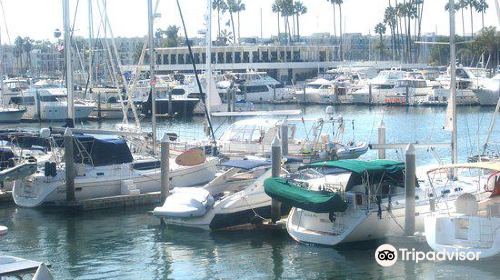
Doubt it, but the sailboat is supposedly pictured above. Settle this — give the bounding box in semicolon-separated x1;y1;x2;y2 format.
424;162;500;259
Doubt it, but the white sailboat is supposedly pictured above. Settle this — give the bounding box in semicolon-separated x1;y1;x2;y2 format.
424;163;500;259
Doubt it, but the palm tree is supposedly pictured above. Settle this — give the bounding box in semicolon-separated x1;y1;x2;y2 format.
272;0;283;44
22;37;33;69
446;1;465;37
227;0;238;45
235;1;246;44
219;29;234;44
281;0;294;45
293;1;307;41
375;23;387;60
464;0;477;37
384;5;397;60
474;0;488;31
212;0;228;40
14;36;24;72
326;0;337;40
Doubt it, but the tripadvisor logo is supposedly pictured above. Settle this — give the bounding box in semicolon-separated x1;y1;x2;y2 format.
375;244;481;266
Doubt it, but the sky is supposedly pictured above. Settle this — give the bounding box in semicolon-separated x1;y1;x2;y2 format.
0;0;498;44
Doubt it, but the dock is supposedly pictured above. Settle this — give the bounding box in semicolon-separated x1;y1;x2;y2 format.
53;192;161;211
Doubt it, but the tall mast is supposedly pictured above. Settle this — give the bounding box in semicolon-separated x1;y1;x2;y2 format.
449;0;458;175
63;0;75;123
205;0;212;116
147;0;157;152
87;0;93;88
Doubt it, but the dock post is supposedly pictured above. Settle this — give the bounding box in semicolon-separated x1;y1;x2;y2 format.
271;136;282;223
302;83;306;104
378;121;386;159
64;128;75;202
160;133;170;203
368;84;372;104
168;88;173;116
273;86;276;102
405;85;410;105
405;143;416;237
281;120;288;156
97;92;102;120
333;84;339;104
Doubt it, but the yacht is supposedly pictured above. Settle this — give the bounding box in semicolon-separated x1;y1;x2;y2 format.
350;70;407;104
383;78;433;105
231;71;294;103
13;133;219;208
295;78;336;104
139;76;200;118
473;74;500;106
153;159;288;230
88;87;134;119
418;88;479;106
216;118;368;160
265;159;489;246
4;88;94;121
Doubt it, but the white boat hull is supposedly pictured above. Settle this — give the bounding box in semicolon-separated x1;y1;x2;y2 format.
424;214;500;259
13;158;218;208
0;109;25;123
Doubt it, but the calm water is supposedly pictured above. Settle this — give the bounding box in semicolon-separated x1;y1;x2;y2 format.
1;105;499;279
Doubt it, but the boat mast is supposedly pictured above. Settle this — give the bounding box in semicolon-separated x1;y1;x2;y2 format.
147;0;157;153
87;0;93;89
205;0;212;116
449;0;458;176
63;0;75;123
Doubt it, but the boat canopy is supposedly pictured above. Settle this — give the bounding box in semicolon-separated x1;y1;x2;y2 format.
426;162;500;174
264;177;347;213
218;159;271;170
55;134;133;166
299;160;406;190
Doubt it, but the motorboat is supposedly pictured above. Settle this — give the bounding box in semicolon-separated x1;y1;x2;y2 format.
88;87;134;119
3;88;94;121
424;162;500;259
350;70;407;104
418;88;479;106
383;78;433;106
294;78;337;104
216;117;368;160
266;159;488;246
232;71;294;103
0;107;26;123
140;77;200;118
473;74;500;106
153;159;288;230
13;133;219;208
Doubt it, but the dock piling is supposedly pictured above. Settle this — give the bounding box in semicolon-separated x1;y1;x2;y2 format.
378;121;386;159
405;143;416;237
97;92;102;120
64;128;75;202
368;84;373;104
271;136;282;223
281;120;289;156
160;133;170;204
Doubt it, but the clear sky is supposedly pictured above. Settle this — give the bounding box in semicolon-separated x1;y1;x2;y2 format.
0;0;498;43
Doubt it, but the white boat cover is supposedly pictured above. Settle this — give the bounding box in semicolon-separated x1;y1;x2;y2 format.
153;187;215;218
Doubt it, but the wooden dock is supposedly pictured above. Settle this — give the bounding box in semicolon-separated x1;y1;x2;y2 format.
53;192;161;211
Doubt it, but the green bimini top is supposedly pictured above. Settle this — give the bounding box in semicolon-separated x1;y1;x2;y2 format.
299;159;405;176
264;178;348;213
298;159;407;191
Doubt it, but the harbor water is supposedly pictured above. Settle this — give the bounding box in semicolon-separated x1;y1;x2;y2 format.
1;104;499;279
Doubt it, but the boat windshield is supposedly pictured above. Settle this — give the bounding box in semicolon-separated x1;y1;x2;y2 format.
307;84;324;89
